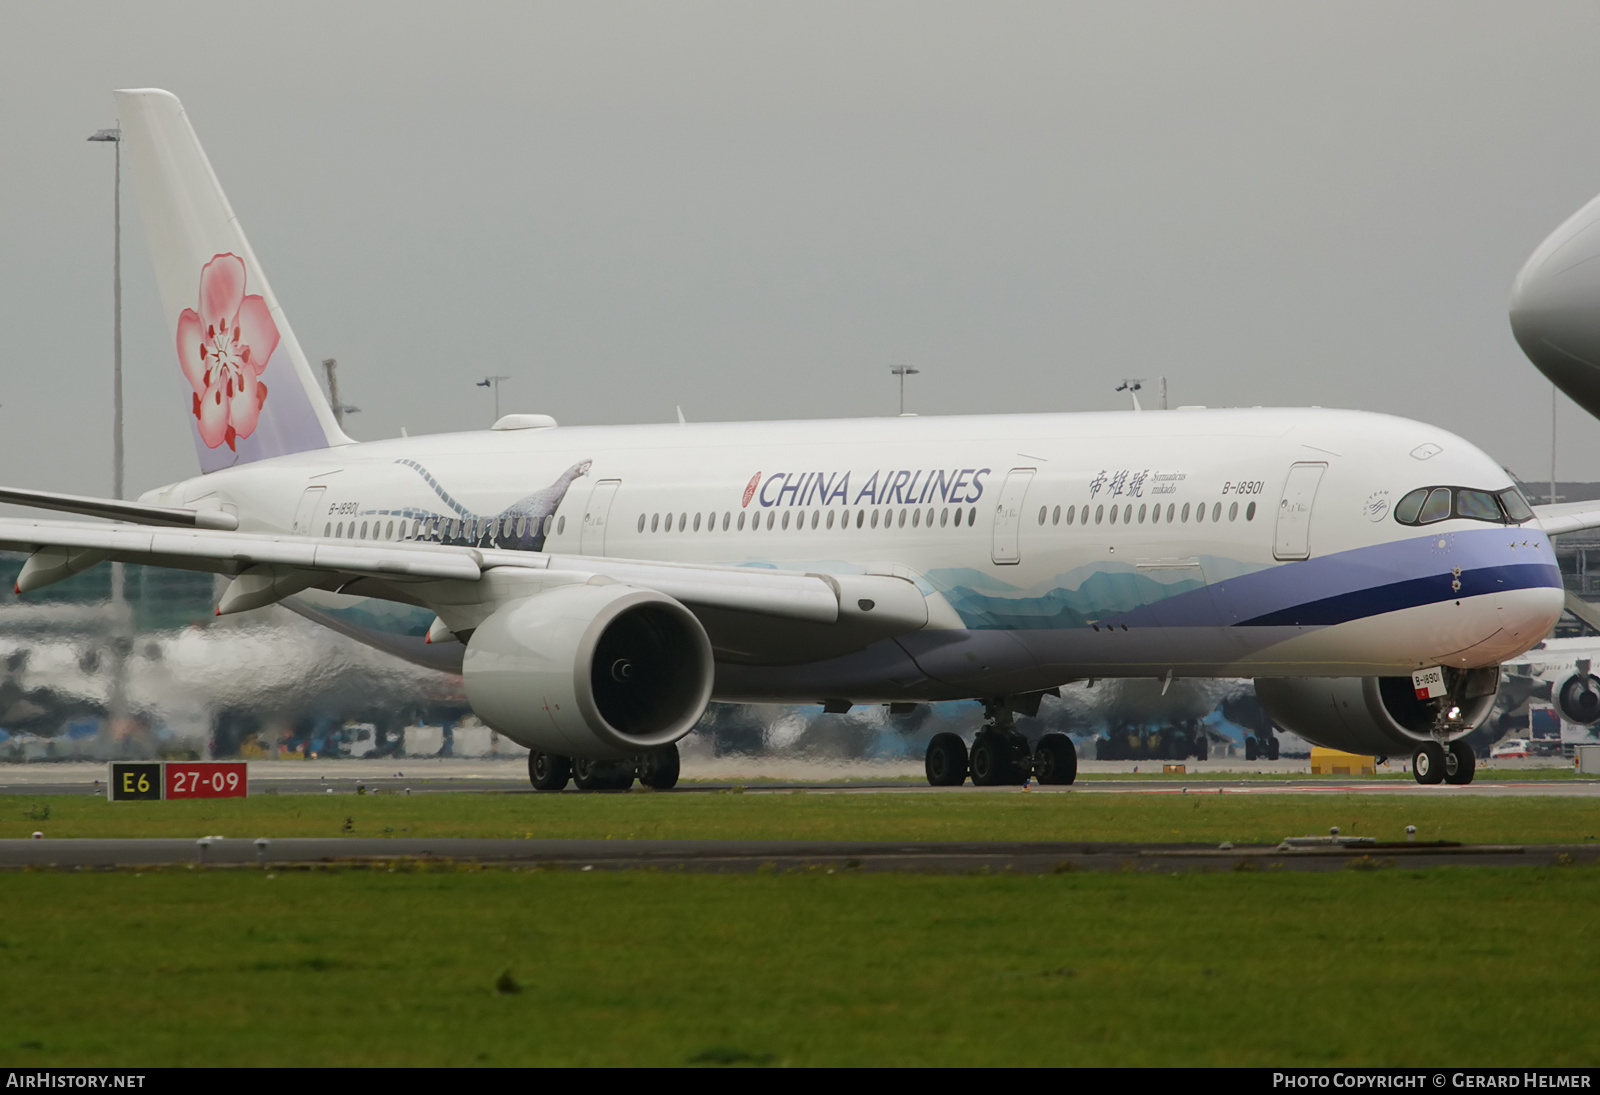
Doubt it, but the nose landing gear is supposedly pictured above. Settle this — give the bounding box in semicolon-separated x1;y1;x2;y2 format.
1444;739;1476;785
1412;739;1476;785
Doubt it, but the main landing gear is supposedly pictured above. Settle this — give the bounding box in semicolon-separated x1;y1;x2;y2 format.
1412;739;1476;785
527;743;681;791
924;701;1078;787
1244;732;1280;761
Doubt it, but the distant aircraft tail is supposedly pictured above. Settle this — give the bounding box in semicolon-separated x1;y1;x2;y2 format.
115;89;353;473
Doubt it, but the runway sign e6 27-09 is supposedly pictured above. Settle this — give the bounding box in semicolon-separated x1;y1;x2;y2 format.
107;761;247;801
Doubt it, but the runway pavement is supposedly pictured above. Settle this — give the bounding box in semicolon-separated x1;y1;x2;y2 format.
0;835;1588;873
1;757;1595;797
4;758;1595;873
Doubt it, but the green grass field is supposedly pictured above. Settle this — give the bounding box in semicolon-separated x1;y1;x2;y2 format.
5;790;1598;1067
6;789;1600;845
1;865;1596;1067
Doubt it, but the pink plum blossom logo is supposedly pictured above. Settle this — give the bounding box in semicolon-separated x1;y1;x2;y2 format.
177;253;277;451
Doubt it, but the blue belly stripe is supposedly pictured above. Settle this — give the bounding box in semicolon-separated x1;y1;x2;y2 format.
931;525;1560;632
1232;562;1562;627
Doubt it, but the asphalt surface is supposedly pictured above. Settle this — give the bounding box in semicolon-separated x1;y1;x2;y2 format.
0;836;1587;873
4;759;1596;873
4;758;1598;797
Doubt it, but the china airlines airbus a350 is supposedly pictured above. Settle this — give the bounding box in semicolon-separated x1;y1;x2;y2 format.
3;89;1594;789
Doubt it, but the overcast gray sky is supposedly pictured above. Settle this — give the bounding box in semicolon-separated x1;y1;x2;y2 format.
7;2;1600;500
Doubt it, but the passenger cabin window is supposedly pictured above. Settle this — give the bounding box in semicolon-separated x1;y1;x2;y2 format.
1393;485;1535;526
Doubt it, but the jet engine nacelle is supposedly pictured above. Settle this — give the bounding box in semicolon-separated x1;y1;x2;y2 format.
1253;674;1498;756
1556;674;1600;725
462;582;714;759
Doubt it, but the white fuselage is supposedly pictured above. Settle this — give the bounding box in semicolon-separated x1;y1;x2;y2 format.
141;406;1565;703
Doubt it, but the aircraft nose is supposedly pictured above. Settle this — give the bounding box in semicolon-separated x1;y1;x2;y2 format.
1511;190;1600;421
1475;583;1566;666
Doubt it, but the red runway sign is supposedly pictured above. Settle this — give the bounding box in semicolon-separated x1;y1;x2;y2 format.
108;761;248;800
165;762;248;799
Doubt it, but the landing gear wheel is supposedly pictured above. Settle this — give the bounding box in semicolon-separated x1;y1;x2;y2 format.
970;733;1030;786
1444;739;1476;785
1034;733;1078;785
1193;735;1208;762
1413;741;1446;785
639;744;680;790
1266;736;1280;761
528;752;571;792
970;734;1015;786
1245;737;1259;761
573;757;634;791
968;735;1004;786
925;732;969;786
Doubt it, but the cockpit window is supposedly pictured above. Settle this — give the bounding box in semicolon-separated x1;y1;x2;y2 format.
1393;485;1535;527
1418;488;1452;523
1394;488;1427;524
1455;489;1501;522
1498;487;1535;523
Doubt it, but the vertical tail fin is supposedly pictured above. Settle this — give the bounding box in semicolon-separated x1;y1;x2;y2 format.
115;89;353;473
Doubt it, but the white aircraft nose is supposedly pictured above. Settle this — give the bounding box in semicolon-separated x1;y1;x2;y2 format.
1467;583;1566;666
1511;190;1600;421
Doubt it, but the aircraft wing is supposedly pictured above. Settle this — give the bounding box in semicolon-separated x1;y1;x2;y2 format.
1534;501;1600;536
0;486;240;530
0;516;925;634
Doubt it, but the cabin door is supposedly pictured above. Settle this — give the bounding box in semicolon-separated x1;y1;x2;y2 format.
579;480;622;555
292;487;326;536
990;468;1036;565
1273;463;1326;560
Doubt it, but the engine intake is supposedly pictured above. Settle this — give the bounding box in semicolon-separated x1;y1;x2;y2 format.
1557;674;1600;725
463;582;713;759
1254;672;1497;755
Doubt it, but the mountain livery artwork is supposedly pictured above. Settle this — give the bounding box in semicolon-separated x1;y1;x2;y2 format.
4;89;1599;790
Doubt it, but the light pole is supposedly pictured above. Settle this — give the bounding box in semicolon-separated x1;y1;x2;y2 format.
88;126;129;755
87;128;123;503
889;365;920;416
321;358;361;427
477;375;510;422
1116;378;1144;412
